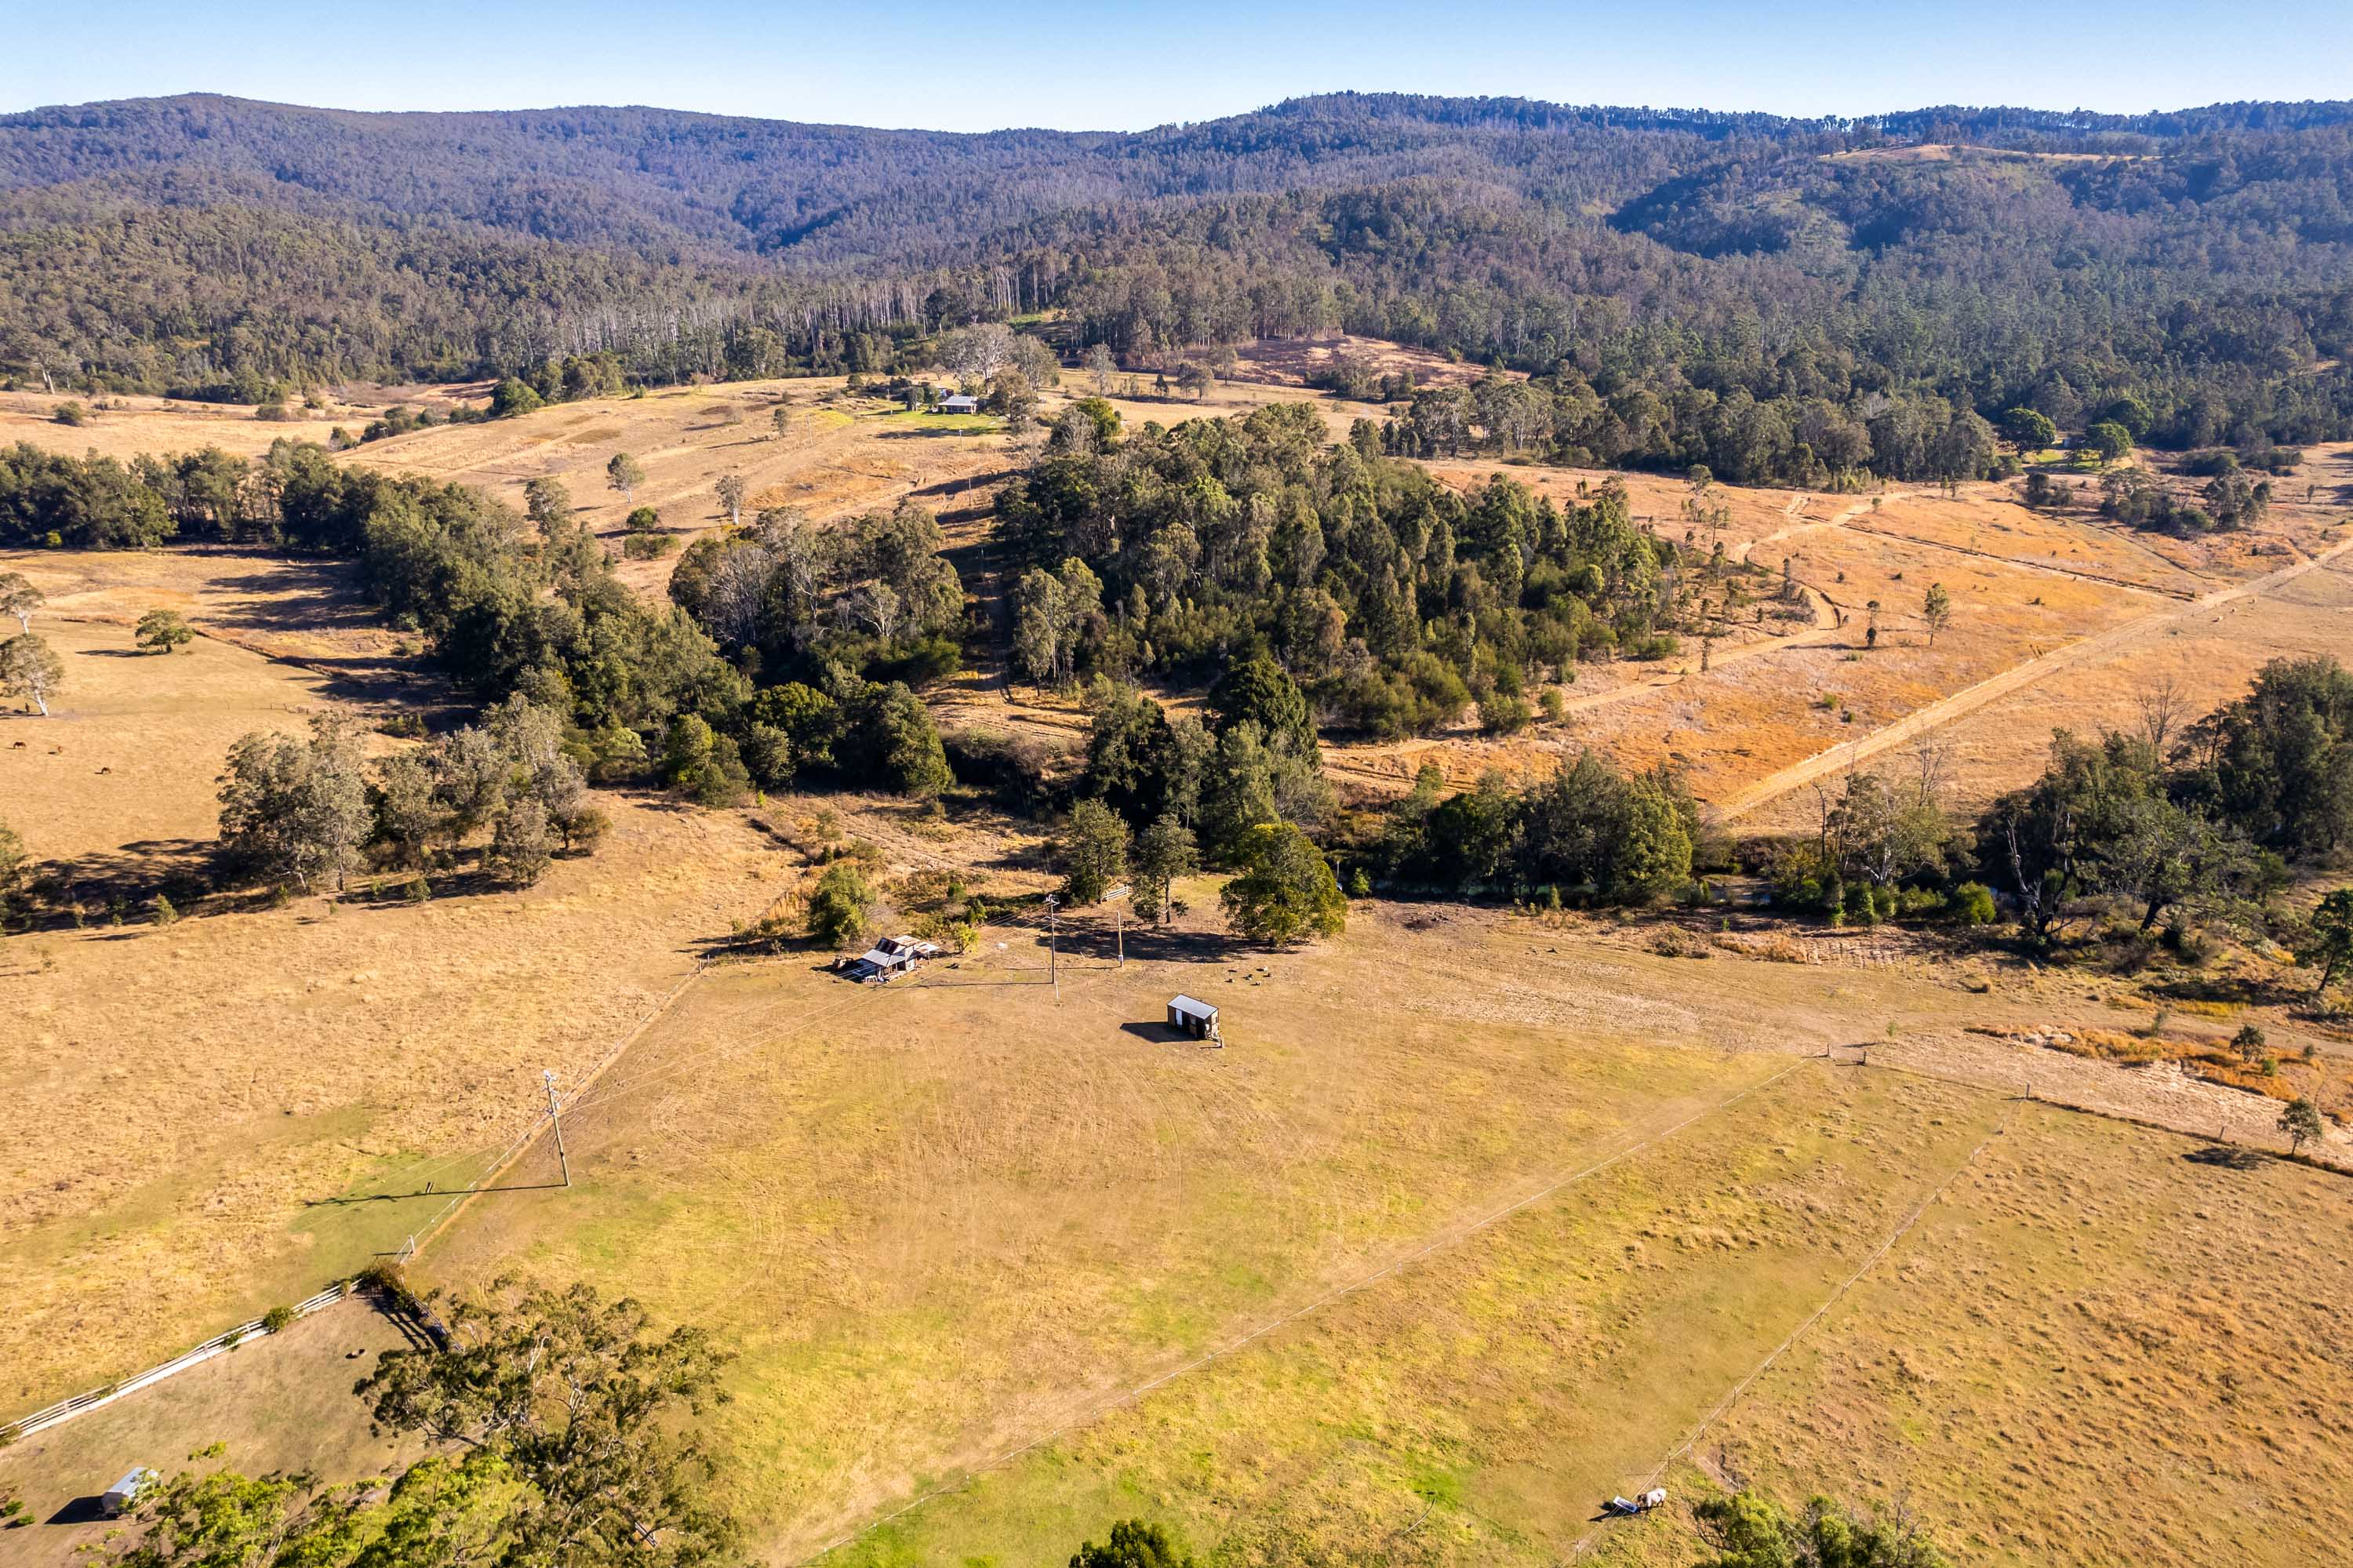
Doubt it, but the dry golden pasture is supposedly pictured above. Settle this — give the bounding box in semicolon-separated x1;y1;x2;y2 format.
418;898;2020;1562
1321;458;2351;817
1591;1105;2353;1568
9;814;2345;1568
813;1077;2351;1568
1229;333;1507;391
403;879;2353;1568
0;563;788;1417
336;379;1019;597
1743;541;2353;831
0;389;391;463
0;1300;417;1568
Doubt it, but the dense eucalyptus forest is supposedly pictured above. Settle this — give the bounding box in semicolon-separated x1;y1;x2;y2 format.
4;92;2352;471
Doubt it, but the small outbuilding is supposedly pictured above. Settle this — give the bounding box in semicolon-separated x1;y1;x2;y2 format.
843;934;943;984
936;393;981;415
102;1468;152;1519
1166;995;1220;1042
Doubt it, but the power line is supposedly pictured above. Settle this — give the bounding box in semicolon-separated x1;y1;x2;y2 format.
1565;1099;2015;1559
789;1055;1816;1566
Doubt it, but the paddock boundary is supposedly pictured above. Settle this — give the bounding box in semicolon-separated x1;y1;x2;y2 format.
1568;1099;2017;1558
788;1055;1816;1565
0;1282;353;1446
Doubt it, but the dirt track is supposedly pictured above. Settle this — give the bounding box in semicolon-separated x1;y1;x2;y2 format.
1714;533;2353;820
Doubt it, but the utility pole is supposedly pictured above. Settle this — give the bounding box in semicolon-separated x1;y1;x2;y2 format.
1105;884;1129;966
544;1069;570;1188
1045;894;1060;995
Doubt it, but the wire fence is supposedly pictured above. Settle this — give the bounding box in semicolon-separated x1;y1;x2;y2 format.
0;1282;355;1446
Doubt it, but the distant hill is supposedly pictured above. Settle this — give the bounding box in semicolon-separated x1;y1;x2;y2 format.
2;91;2350;450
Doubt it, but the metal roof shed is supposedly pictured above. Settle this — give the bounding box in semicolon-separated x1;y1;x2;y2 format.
1167;995;1220;1041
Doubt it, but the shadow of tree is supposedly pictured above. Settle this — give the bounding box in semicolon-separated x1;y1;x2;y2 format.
1052;922;1238;966
2184;1143;2267;1170
27;838;220;922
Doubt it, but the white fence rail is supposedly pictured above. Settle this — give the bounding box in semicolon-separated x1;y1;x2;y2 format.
0;1281;353;1446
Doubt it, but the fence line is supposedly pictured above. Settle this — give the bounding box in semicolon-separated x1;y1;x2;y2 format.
2;950;726;1446
1566;1102;2015;1559
1;1282;354;1446
789;1056;1814;1566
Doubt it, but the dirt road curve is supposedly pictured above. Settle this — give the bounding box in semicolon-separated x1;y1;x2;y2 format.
1711;533;2353;820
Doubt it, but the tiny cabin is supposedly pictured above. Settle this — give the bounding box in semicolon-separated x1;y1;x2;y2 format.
843;934;943;983
1166;995;1220;1042
102;1468;152;1519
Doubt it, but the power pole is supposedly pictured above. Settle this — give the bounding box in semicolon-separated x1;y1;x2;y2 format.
544;1070;570;1188
1105;884;1130;966
1044;893;1060;995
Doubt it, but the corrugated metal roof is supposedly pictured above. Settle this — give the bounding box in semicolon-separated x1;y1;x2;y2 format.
1169;994;1217;1019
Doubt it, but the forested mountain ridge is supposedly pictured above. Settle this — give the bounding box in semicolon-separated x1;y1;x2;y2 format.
5;91;2352;457
8;93;2349;263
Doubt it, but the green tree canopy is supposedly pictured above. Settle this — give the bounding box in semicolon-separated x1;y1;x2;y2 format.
136;607;195;654
217;714;372;892
1219;821;1346;947
808;860;876;951
490;377;544;418
1069;1519;1194;1568
1130;813;1198;925
1060;799;1131;905
113;1280;738;1568
0;631;65;715
1209;654;1318;762
2000;406;2057;451
1694;1489;1948;1568
2297;888;2353;998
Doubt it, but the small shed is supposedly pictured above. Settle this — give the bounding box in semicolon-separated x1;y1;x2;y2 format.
846;934;942;983
102;1468;152;1519
936;393;980;415
1167;995;1220;1042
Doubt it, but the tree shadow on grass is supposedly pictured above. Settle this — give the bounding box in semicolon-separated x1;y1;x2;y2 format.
2184;1143;2267;1170
1053;922;1240;966
23;838;220;925
908;467;1016;500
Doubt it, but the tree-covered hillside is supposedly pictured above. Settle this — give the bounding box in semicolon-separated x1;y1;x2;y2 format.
3;92;2351;453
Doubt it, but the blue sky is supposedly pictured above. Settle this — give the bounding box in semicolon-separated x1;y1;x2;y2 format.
8;1;2350;130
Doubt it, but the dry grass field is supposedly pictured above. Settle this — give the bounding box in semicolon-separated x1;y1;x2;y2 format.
0;390;382;464
0;1299;418;1568
0;554;791;1417
336;380;1018;597
1589;1103;2353;1568
7;787;2346;1566
1229;334;1507;391
1316;454;2352;817
396;908;2352;1568
807;1075;2353;1568
408;893;2072;1563
4;367;2350;1567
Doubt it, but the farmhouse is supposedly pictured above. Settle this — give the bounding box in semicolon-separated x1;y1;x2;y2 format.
1166;995;1220;1042
842;934;942;984
935;393;980;414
